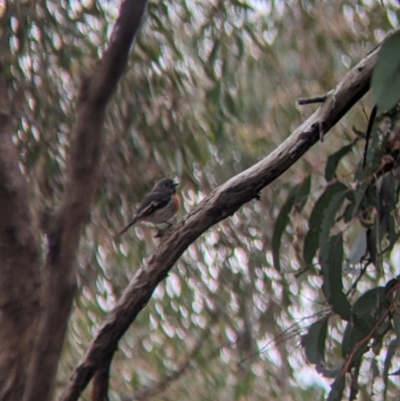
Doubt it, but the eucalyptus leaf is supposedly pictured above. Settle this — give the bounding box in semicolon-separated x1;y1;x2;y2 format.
303;182;347;266
371;31;400;111
304;317;328;365
325;142;355;182
327;375;346;401
272;177;311;271
320;234;351;320
347;230;367;265
383;336;400;401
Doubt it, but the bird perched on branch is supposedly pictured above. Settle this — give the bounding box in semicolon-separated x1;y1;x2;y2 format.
118;178;180;235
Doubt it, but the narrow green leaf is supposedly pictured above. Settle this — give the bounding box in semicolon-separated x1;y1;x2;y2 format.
383;337;400;401
343;198;355;223
225;92;236;116
352;286;390;337
371;31;400;111
327;375;345;401
272;191;296;272
319;190;348;260
371;359;380;378
353;286;386;316
320;234;351;320
304;317;328;365
347;230;367;265
272;177;311;272
342;320;368;359
325;142;354;181
387;214;397;248
303;182;347;266
209;40;220;68
350;182;369;220
378;173;396;214
295;175;312;211
367;223;378;266
393;284;400;336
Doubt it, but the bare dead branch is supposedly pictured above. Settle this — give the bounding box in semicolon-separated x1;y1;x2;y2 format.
60;28;394;401
23;1;149;401
297;94;329;105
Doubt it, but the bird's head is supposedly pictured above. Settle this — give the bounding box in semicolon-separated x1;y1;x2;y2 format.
153;178;179;194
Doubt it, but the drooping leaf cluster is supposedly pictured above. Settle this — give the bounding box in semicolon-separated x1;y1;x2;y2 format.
274;108;400;400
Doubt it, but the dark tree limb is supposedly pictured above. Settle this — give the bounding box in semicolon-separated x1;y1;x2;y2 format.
60;29;396;401
0;73;41;400
90;351;115;401
23;2;149;401
0;6;41;396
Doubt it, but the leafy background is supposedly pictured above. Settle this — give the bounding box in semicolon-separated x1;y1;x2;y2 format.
2;0;400;400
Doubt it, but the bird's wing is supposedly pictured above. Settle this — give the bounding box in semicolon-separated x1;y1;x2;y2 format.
118;192;171;235
135;191;171;218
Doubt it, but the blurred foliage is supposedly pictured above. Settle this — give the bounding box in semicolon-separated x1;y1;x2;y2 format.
2;0;400;400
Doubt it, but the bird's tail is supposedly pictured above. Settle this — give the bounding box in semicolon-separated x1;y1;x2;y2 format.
117;216;139;236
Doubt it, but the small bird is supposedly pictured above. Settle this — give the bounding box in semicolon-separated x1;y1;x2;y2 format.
118;178;180;235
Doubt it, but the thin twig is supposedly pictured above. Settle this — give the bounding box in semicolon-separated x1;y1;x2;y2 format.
298;94;328;105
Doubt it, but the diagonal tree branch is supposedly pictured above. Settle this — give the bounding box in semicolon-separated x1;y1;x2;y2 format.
90;350;115;401
61;29;395;401
23;1;149;401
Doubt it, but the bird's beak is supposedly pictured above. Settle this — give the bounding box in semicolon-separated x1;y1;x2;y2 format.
173;182;179;187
